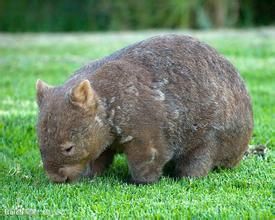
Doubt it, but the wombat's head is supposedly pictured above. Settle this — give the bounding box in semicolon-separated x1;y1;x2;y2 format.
36;79;111;183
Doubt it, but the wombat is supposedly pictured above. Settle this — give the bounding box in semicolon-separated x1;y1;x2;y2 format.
36;34;253;184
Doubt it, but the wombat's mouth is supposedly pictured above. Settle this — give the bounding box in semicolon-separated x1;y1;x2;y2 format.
59;166;90;183
63;176;70;183
47;164;88;183
53;174;81;184
65;176;79;183
47;173;69;183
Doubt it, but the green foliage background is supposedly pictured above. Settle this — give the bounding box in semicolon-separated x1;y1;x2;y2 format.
0;0;274;32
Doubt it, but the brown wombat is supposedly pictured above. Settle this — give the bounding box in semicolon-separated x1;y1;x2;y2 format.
36;35;253;184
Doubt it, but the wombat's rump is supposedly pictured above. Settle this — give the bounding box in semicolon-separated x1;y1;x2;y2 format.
36;35;253;184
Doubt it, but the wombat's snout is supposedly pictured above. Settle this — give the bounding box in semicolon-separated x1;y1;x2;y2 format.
46;164;85;183
46;169;69;183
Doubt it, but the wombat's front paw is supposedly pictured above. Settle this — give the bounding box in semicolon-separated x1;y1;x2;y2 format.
80;163;105;179
89;148;116;177
80;164;93;178
89;163;105;177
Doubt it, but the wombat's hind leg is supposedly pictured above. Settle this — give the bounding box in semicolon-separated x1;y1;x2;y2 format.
175;146;214;178
125;138;173;184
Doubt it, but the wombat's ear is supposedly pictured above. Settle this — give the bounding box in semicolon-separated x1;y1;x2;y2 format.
68;80;97;110
36;79;51;107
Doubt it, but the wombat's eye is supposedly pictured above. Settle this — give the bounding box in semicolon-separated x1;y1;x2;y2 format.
61;142;75;155
65;146;73;152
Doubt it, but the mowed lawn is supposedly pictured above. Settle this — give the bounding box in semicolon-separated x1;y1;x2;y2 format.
0;29;274;218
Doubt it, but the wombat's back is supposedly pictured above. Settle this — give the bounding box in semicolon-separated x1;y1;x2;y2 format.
119;35;253;161
69;35;253;166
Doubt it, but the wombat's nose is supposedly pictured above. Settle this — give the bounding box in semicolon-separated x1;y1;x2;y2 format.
46;171;68;183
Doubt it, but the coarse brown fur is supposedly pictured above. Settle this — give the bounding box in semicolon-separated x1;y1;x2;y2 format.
36;34;253;184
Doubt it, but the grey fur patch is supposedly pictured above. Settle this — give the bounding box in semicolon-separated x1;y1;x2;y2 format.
95;115;103;127
154;90;165;101
120;135;134;144
110;97;116;103
115;126;122;134
149;148;157;163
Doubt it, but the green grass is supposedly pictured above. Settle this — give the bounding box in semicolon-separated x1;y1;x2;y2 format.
0;29;274;219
